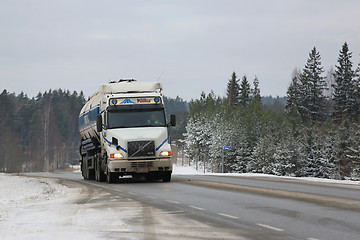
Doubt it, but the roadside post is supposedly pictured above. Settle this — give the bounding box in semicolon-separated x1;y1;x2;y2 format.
222;146;230;173
204;154;206;174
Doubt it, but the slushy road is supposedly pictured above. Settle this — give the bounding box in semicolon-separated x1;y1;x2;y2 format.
25;171;360;240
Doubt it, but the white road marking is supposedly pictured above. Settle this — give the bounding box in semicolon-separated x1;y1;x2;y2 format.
189;205;205;210
306;238;320;240
166;200;180;204
146;195;157;199
256;223;284;232
217;213;239;219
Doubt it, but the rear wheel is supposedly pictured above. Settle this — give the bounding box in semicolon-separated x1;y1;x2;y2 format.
83;155;95;180
88;169;95;180
82;159;95;180
95;158;106;182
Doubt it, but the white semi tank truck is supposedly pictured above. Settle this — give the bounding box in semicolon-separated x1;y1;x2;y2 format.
78;80;176;183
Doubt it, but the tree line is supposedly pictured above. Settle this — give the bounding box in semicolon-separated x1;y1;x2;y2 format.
286;42;360;123
0;89;85;172
182;42;360;180
0;89;189;173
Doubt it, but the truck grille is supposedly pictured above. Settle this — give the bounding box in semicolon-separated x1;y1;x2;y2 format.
130;161;153;168
127;140;155;158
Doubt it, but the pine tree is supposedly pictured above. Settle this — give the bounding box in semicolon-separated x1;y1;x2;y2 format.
0;90;16;171
285;73;301;115
333;42;356;121
226;72;240;107
239;75;251;106
298;47;327;123
252;76;262;105
248;135;275;173
350;122;360;179
353;62;360;118
324;67;336;98
334;120;354;179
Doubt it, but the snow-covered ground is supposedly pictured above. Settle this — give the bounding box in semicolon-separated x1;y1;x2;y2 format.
1;164;358;239
0;173;84;239
173;163;360;185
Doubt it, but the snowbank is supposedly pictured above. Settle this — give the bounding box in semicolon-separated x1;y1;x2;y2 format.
0;173;82;240
172;164;360;185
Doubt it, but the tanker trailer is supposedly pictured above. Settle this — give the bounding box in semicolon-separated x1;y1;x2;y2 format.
78;80;176;183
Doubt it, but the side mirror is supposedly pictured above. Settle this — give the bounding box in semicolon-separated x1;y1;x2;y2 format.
96;114;102;132
170;114;176;127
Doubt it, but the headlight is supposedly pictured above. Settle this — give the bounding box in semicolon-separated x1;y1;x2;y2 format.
109;152;124;159
160;151;173;156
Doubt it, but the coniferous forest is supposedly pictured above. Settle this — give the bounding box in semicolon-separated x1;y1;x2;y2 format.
183;42;360;180
1;42;360;180
0;89;85;172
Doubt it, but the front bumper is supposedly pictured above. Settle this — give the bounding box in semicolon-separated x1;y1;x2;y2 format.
107;158;172;174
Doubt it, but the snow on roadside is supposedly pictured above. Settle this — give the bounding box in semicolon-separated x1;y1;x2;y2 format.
0;173;83;240
0;172;243;240
172;163;360;185
0;166;358;240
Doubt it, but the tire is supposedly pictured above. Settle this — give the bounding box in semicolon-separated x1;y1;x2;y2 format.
81;160;86;179
107;171;117;184
145;173;160;182
83;156;95;180
95;158;106;182
162;172;171;182
88;169;95;180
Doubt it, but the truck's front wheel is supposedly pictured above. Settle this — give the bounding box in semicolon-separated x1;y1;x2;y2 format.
107;171;117;183
162;172;171;182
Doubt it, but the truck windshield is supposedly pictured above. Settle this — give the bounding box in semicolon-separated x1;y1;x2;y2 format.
107;109;166;128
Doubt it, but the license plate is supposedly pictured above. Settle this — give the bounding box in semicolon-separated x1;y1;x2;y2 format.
135;167;149;173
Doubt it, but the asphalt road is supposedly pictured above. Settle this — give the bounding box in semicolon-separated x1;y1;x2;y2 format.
25;171;360;240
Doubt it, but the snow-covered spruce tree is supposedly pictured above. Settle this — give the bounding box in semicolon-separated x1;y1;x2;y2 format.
248;134;275;173
261;114;297;176
333;42;357;121
270;119;300;176
324;67;336;98
285;73;301;115
184;92;207;165
349;122;360;179
231;104;266;173
333;120;355;179
184;113;215;169
211;106;243;172
239;75;251;106
354;62;360;118
207;112;228;172
320;122;337;178
298;47;327;123
349;64;360;178
251;76;262;105
298;124;337;178
183;116;200;163
226;72;240;108
231;127;251;173
184;91;225;171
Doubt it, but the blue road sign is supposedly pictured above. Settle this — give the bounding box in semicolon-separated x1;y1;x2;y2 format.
223;146;230;150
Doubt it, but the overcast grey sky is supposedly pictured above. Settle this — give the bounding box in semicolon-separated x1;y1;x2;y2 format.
1;0;360;100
